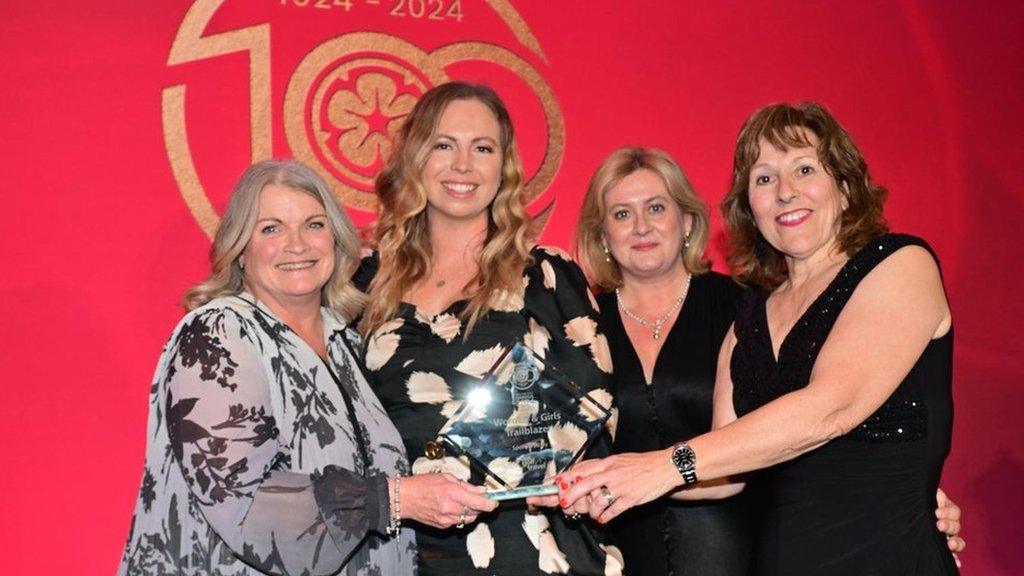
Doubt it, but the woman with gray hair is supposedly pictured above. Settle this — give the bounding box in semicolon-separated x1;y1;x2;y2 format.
119;160;492;575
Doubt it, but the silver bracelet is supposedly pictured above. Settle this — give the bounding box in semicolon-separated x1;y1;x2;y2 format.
387;474;402;540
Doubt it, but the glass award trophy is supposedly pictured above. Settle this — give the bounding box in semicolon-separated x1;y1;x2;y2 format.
436;341;612;501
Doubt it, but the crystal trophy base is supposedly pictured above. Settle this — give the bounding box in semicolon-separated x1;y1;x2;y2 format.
437;341;611;500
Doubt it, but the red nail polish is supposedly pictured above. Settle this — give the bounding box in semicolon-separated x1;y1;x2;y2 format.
559;498;567;507
574;475;583;483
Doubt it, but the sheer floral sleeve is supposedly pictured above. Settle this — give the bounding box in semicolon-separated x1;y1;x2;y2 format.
164;308;388;575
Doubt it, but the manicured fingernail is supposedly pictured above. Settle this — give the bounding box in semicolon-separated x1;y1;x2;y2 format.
559;498;567;507
558;480;568;490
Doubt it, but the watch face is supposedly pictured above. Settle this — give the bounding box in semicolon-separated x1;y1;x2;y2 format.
673;445;695;468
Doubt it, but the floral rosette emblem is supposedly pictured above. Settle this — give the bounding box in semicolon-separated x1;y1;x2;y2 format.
319;68;419;181
164;2;564;236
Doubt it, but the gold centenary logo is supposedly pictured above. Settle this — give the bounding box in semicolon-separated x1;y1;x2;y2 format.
163;0;564;238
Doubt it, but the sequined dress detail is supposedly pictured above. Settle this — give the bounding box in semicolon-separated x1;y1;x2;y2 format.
731;234;958;575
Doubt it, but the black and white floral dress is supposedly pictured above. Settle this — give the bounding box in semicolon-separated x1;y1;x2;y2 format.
119;295;416;576
358;247;622;576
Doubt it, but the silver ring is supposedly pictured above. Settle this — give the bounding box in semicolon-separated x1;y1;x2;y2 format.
456;505;468;529
568;512;583;521
600;485;614;506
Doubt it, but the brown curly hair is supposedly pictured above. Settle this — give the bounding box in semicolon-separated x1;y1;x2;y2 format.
722;102;888;290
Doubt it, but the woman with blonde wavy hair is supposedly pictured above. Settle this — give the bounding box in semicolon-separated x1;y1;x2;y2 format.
120;159;491;576
357;82;619;576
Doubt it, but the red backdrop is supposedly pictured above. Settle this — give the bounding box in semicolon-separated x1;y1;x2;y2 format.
2;1;1022;574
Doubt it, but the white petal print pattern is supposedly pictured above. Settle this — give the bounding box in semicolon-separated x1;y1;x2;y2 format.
406;371;451;404
486;457;524;488
580;388;614;421
454;344;506;379
600;544;625;576
411;455;471;481
541;259;557;290
440;400;462;419
538;530;570;573
522;511;549;548
521;510;572;572
428;312;461;343
365;318;403;370
564;316;598;347
547;422;587;455
507;401;539;428
525;318;551;359
590;333;613;374
466;522;495;568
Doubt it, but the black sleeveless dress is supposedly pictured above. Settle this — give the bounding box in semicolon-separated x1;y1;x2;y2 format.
598;271;756;576
731;234;958;575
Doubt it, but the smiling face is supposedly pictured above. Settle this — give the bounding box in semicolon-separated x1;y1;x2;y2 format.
420;98;503;227
240;184;335;309
602;169;692;282
747;132;849;265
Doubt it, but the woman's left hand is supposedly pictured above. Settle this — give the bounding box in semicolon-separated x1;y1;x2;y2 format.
556;449;680;523
936;488;965;566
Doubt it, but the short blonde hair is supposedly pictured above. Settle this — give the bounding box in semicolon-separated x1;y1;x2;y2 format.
183;160;365;321
576;146;710;292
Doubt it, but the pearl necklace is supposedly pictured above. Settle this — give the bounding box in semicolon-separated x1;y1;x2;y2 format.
616;273;692;340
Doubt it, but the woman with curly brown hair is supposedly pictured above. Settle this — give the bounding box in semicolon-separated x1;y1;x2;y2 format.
357;82;619;576
561;103;961;575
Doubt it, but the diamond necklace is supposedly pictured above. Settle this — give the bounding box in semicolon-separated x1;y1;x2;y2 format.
616;273;692;340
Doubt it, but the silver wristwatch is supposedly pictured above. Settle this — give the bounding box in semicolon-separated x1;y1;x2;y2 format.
670;442;698;485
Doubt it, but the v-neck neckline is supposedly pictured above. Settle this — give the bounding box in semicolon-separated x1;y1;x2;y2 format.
401;297;470;323
614;279;696;386
759;256;854;365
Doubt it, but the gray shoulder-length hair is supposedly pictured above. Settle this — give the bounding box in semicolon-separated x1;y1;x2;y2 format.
183;159;365;321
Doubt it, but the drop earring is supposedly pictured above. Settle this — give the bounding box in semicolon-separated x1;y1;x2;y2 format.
683;232;691;249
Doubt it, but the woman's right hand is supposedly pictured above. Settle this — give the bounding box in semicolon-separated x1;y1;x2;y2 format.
397;473;498;529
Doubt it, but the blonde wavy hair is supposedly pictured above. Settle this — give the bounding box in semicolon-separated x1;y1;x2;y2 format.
183;160;365;321
360;82;532;336
575;146;711;292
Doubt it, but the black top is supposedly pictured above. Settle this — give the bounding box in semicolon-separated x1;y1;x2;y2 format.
731;234;958;576
357;247;616;576
598;271;755;576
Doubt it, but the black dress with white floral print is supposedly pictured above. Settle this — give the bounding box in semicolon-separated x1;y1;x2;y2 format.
358;247;622;576
119;295;416;576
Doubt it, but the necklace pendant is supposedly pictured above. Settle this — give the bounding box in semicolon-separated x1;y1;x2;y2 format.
653;331;660;340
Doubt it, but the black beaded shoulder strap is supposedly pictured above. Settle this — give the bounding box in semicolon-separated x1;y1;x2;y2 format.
790;233;936;364
784;233;936;442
